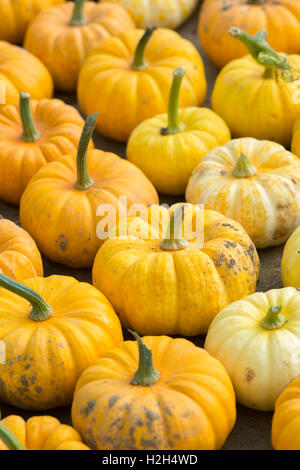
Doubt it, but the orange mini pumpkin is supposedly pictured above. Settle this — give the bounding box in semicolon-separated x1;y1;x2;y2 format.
0;272;123;410
20;113;158;268
72;333;236;450
0;41;53;105
24;0;135;92
0;218;43;281
78;27;207;142
0;92;91;204
0;415;89;450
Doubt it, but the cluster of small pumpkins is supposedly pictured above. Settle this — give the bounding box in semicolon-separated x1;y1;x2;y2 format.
0;0;299;452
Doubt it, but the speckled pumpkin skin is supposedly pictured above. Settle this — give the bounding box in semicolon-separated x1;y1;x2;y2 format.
0;98;90;204
272;376;300;450
186;138;300;248
99;0;198;29
20;149;158;268
0;275;123;410
199;0;300;68
24;2;135;92
281;226;300;288
0;415;90;450
77;28;207;142
0;41;53;105
0;219;43;281
72;336;236;450
211;53;300;147
92;204;259;336
0;0;65;44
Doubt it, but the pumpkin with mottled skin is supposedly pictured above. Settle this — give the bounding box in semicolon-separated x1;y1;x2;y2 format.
72;334;236;450
281;227;300;288
0;219;43;281
0;0;65;44
92;204;259;336
0;415;90;450
186;138;300;248
199;0;300;68
0;273;123;410
0;93;91;205
99;0;198;29
78;27;207;142
272;376;300;450
24;1;135;92
0;41;53;105
20;113;158;268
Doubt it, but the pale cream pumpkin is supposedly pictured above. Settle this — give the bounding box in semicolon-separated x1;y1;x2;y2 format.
281;226;300;288
186;138;300;248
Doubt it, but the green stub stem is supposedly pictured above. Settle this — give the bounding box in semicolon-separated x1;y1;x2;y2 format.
229;27;291;72
160;67;186;136
0;273;53;322
247;0;267;4
232;153;257;178
129;330;160;386
75;112;97;191
131;26;157;70
160;205;189;251
69;0;87;26
0;422;26;450
261;306;287;330
19;92;41;142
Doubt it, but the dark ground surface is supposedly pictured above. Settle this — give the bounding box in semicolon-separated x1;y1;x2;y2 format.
0;2;285;450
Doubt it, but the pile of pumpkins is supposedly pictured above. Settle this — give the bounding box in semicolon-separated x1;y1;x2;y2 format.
0;0;299;451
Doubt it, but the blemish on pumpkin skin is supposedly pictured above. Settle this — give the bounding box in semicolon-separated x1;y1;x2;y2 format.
57;234;67;251
24;364;31;370
35;386;42;393
245;368;256;382
108;395;120;409
80;400;96;417
20;375;29;388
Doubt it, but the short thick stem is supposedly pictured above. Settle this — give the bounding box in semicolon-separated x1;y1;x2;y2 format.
229;27;291;73
160;205;189;251
0;422;26;450
75;113;97;191
129;330;160;386
261;306;287;330
20;93;40;142
232;153;257;178
160;67;185;136
69;0;87;26
0;273;53;322
132;27;156;70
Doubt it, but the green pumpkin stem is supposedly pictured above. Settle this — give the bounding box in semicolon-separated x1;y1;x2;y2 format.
69;0;87;26
261;306;287;330
229;27;291;74
160;205;189;251
20;93;41;142
0;422;26;450
0;273;53;322
129;330;160;386
247;0;267;4
75;113;97;191
161;67;185;136
132;27;157;70
232;153;257;178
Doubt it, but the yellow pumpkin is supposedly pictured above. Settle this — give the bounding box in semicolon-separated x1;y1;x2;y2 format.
291;114;300;157
72;333;236;450
186;138;300;248
0;273;123;409
0;92;91;205
0;0;65;44
127;67;230;195
98;0;198;29
205;287;300;411
0;41;53;105
272;376;300;450
24;0;135;92
92;204;259;336
78;27;207;142
0;218;43;281
211;28;300;147
20;113;158;268
0;415;89;450
199;0;300;68
281;226;300;288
